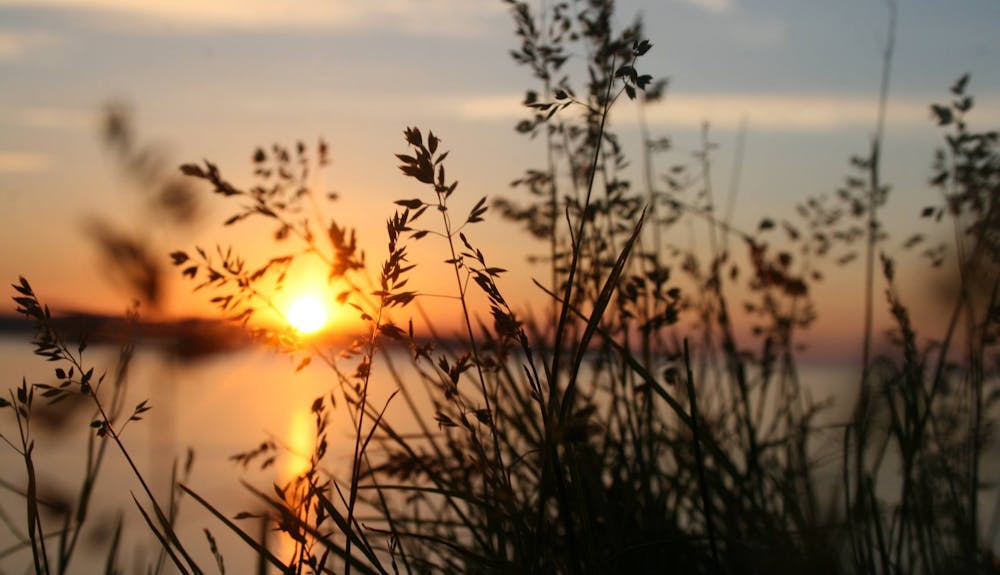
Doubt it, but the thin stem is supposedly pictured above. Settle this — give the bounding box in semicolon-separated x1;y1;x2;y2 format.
683;339;721;574
859;0;896;404
344;304;385;575
438;196;511;509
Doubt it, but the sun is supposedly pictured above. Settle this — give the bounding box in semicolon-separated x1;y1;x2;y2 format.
285;295;329;334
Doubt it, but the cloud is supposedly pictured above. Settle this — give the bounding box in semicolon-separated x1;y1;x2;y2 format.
12;107;94;130
640;94;1000;132
0;107;93;133
456;95;524;121
0;0;501;34
0;30;56;60
455;92;1000;133
0;152;50;174
679;0;732;14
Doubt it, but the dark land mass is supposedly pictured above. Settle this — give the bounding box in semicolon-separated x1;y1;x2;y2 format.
0;312;442;360
0;312;252;359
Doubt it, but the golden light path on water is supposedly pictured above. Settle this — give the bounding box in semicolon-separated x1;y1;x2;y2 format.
281;408;317;563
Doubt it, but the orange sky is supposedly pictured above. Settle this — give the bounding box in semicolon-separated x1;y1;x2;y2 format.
2;0;998;361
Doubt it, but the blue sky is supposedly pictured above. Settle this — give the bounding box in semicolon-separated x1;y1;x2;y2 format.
1;0;998;347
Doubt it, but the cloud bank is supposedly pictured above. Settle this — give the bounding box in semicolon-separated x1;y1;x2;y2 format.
457;92;1000;133
679;0;732;15
0;0;501;34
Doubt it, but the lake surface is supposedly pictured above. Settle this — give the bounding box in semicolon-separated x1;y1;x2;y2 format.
0;335;387;573
1;335;993;572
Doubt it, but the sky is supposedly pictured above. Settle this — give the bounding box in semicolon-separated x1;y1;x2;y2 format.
1;0;999;356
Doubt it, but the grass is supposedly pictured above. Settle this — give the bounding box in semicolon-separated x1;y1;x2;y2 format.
3;0;1000;573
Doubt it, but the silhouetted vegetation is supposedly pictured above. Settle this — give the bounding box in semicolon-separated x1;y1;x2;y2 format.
3;1;999;573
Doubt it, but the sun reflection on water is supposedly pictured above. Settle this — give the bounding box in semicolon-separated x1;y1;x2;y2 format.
279;408;316;564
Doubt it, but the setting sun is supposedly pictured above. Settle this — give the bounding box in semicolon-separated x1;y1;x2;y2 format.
285;295;329;334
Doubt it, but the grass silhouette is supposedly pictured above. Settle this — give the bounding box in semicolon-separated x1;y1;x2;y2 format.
3;0;999;573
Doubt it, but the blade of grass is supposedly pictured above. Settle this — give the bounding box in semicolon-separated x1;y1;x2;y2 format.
95;401;203;575
683;339;721;574
358;413;494;553
532;278;742;480
102;515;123;575
131;493;190;575
178;484;288;573
355;484;492;509
241;481;387;575
366;526;516;571
561;207;646;419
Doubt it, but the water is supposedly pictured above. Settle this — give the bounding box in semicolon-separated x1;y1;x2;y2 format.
1;336;995;572
0;336;382;573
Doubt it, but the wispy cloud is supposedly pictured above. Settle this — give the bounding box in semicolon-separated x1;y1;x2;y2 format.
0;29;56;60
455;92;1000;133
0;0;501;34
640;94;1000;132
9;107;94;130
668;1;786;48
0;152;50;174
677;0;733;15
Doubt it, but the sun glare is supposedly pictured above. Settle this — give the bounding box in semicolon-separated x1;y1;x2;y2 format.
286;295;329;334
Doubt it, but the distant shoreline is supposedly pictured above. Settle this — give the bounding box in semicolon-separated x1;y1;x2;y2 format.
0;312;252;359
0;312;872;365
